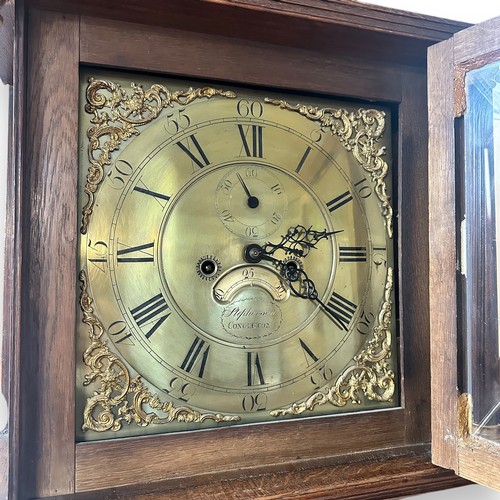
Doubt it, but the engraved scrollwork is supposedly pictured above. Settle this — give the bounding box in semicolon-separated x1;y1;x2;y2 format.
270;267;395;417
81;78;236;234
264;98;393;238
79;270;240;432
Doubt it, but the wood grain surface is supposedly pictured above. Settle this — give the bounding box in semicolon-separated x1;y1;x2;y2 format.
7;1;472;497
80;16;403;103
458;444;500;490
453;15;500;64
65;449;467;499
428;36;459;473
399;67;432;445
4;3;27;498
27;0;469;67
76;410;405;492
18;9;79;498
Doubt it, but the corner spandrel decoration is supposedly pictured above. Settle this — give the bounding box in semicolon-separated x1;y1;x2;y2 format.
79;77;395;432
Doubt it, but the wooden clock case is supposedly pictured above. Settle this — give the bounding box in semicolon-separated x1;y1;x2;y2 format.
4;0;471;498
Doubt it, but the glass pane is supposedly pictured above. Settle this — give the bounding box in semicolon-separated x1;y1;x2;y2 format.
464;60;500;443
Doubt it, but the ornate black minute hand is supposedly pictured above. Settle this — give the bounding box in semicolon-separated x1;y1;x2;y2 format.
244;225;341;264
262;225;342;258
243;224;340;308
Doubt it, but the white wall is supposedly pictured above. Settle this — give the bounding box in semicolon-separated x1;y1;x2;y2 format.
359;0;498;23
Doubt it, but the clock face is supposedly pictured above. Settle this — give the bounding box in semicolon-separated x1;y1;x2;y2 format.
76;71;397;440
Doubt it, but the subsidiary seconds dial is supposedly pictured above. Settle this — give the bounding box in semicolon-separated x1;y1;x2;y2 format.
215;164;288;239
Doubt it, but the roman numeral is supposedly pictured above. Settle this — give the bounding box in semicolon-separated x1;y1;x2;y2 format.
327;190;353;212
117;242;154;263
237;124;263;158
326;179;369;212
295;146;312;173
339;246;367;263
130;293;170;339
247;352;265;386
299;338;319;364
176;133;210;170
324;292;357;331
180;336;210;378
133;184;171;207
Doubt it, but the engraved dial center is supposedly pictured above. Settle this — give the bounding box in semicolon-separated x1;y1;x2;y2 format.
157;163;336;348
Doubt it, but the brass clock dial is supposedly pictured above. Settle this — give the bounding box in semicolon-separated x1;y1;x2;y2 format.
77;72;397;439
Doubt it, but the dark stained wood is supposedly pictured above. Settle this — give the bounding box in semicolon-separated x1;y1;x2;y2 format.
0;433;7;499
27;0;469;67
17;9;79;498
80;16;403;102
453;15;500;64
5;2;26;498
7;1;472;498
428;37;459;472
76;410;404;492
399;66;432;444
63;449;469;499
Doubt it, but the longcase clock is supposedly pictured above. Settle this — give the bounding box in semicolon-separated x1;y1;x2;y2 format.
4;0;476;498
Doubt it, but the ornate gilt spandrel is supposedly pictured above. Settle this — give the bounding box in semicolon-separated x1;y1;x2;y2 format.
76;74;238;439
265;98;393;238
264;98;396;417
81;77;235;234
270;267;395;417
79;270;240;433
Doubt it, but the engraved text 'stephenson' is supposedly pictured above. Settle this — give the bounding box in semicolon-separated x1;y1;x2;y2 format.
76;71;397;440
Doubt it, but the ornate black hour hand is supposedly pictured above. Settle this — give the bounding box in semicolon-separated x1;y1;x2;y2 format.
243;243;319;300
243;226;341;315
262;224;342;258
236;172;259;209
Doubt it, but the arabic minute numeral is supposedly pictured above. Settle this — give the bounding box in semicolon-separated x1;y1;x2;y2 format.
373;247;387;267
164;108;191;134
165;377;196;402
357;310;375;335
107;320;134;345
242;393;267;412
310;365;333;390
236;99;264;118
107;159;134;190
88;239;108;272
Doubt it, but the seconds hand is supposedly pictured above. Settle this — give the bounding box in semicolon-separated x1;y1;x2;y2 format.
236;172;259;209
